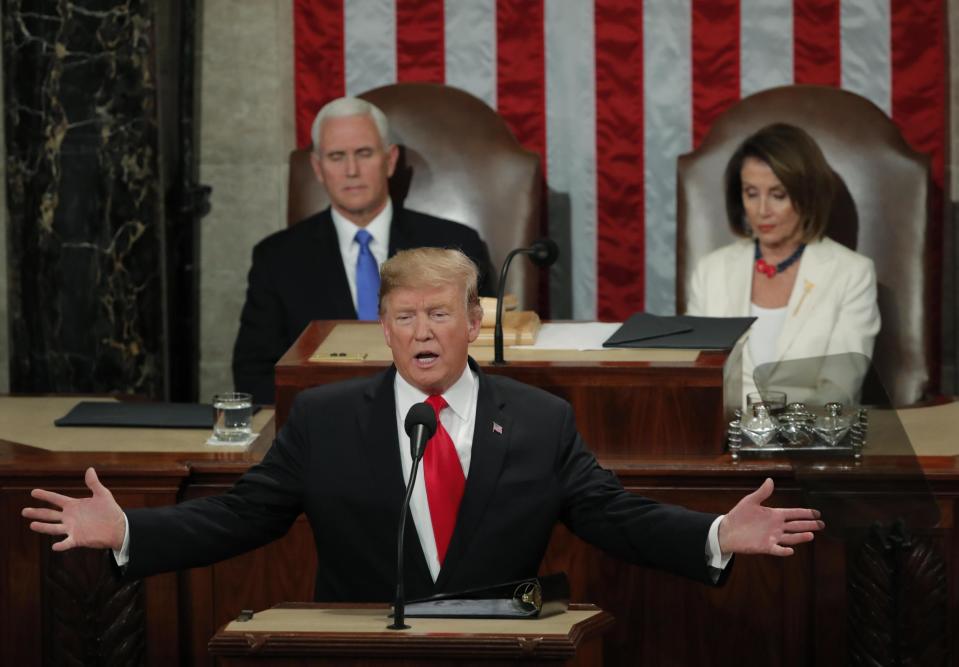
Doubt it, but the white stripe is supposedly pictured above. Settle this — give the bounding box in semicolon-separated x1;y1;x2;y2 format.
840;0;891;115
740;0;793;97
344;0;396;96
445;0;497;108
545;0;597;319
643;0;692;314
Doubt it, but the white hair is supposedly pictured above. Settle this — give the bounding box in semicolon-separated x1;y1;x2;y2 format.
309;97;391;151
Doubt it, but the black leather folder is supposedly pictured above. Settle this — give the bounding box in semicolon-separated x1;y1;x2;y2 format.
403;572;570;619
55;401;216;428
603;313;756;350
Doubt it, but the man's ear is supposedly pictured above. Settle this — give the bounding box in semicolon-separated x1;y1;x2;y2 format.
309;152;325;185
466;308;482;343
386;144;399;178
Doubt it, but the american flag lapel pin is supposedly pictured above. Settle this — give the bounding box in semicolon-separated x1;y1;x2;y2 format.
492;421;503;435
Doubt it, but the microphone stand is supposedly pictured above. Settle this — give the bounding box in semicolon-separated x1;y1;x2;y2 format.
494;239;560;365
389;415;432;630
388;454;422;629
493;248;525;365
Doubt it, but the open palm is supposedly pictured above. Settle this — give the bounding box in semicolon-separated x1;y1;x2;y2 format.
719;478;824;556
21;467;126;552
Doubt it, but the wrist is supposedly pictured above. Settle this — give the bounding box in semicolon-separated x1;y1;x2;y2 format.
112;511;126;551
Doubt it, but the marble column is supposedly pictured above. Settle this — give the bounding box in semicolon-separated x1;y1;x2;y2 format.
3;0;166;395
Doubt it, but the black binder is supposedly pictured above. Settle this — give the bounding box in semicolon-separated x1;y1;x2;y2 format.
603;313;755;350
403;572;570;619
55;401;216;428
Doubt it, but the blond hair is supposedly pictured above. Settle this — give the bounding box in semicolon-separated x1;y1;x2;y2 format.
379;248;482;319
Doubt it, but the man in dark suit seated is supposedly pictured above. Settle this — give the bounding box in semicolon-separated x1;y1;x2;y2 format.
24;248;823;602
232;96;496;404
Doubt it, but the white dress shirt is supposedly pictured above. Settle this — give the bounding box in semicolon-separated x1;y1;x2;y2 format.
393;365;478;582
330;200;392;312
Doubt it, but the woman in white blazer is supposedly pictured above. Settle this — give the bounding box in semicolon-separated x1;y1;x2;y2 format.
687;124;880;405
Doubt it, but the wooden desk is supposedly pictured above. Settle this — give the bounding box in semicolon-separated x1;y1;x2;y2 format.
3;400;957;666
275;321;743;456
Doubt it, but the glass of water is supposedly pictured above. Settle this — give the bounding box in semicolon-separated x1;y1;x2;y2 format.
212;392;253;442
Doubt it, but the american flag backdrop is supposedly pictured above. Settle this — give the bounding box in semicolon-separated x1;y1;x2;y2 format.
293;0;946;321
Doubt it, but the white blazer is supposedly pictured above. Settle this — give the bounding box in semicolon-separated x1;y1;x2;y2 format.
687;237;881;405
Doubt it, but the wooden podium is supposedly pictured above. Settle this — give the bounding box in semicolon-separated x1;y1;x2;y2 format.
208;603;614;666
274;321;742;456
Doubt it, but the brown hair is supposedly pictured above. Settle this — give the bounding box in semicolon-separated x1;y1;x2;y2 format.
724;123;836;242
379;247;483;319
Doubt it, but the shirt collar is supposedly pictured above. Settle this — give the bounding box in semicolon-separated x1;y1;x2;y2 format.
331;199;393;256
394;363;476;421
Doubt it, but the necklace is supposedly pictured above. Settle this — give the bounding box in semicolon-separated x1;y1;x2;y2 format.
754;240;805;278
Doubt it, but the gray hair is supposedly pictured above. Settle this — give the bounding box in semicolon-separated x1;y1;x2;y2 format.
310;97;390;151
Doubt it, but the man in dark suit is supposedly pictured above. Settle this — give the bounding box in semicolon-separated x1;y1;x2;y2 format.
233;96;495;404
23;248;823;601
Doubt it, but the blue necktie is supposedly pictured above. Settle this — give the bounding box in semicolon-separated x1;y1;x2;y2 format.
354;229;380;320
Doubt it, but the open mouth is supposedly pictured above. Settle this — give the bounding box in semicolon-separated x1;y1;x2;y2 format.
414;351;439;367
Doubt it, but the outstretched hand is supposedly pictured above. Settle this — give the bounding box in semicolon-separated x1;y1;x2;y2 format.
21;467;126;552
718;478;824;557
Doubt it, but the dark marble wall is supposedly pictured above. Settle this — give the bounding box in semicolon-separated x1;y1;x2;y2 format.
3;0;166;395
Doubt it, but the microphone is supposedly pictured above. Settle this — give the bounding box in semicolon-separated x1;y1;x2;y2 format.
404;402;436;461
494;238;560;364
389;403;437;630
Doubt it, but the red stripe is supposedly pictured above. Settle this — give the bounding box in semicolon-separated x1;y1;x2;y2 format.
293;0;345;148
891;0;946;190
396;0;445;82
496;0;549;313
891;0;946;389
793;0;840;86
495;0;546;166
691;0;740;148
594;0;644;320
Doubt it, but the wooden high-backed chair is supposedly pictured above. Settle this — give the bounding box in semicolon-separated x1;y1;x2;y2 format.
287;83;542;309
676;85;935;406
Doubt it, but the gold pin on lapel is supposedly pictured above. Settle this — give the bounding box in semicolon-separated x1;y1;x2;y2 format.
793;280;815;316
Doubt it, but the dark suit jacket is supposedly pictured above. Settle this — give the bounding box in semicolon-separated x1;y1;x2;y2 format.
232;206;496;404
126;362;724;601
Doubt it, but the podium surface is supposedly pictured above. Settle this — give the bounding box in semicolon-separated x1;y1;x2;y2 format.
209;603;613;666
275;321;741;456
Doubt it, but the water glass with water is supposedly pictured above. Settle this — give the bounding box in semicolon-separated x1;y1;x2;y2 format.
212;392;253;442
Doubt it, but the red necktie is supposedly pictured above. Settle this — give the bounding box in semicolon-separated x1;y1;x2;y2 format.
424;395;465;565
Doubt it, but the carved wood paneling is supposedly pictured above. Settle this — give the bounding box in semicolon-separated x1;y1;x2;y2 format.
848;521;947;666
42;548;145;666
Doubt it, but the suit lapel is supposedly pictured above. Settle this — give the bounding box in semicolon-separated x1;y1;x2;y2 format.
434;361;510;591
776;239;833;359
311;210;357;317
360;366;434;593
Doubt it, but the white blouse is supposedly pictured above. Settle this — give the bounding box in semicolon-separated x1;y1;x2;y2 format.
748;302;788;369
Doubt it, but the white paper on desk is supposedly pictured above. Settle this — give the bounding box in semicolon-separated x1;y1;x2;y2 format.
512;322;622;351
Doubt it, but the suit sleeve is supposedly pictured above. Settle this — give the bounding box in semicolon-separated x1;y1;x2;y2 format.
555;403;726;584
232;243;289;404
824;255;880;359
123;398;312;579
